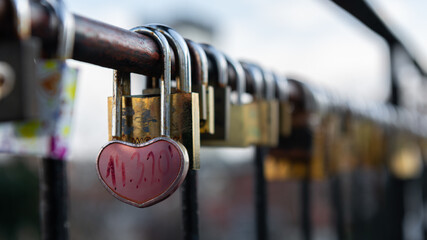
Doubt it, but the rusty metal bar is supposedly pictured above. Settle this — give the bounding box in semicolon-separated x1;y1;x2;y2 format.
0;0;165;76
0;0;298;97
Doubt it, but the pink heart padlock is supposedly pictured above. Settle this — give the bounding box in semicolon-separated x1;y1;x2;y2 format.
96;137;189;208
98;26;191;207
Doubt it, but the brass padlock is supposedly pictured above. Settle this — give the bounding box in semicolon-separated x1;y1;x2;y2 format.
108;25;200;170
350;119;384;169
186;39;214;134
203;55;259;147
326;113;356;175
274;74;293;137
366;122;386;168
200;44;230;141
241;63;278;146
150;25;200;169
240;62;264;145
260;68;279;146
388;132;422;180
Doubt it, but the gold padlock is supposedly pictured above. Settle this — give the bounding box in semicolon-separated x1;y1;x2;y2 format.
202;55;259;147
264;79;314;180
200;44;231;141
350;119;385;169
240;61;267;145
388;132;422;180
366;122;386;168
326;113;357;175
241;63;278;146
260;68;279;146
309;113;330;179
108;25;200;170
186;39;215;134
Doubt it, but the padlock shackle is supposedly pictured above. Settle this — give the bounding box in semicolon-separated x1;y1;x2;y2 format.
260;68;275;101
40;0;74;59
112;70;130;139
131;26;172;137
186;39;208;88
148;24;191;93
200;44;228;88
240;62;263;100
225;55;245;105
186;39;208;121
10;0;31;39
273;73;289;102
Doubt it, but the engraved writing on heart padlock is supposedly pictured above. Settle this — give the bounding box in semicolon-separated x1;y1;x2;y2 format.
97;27;189;208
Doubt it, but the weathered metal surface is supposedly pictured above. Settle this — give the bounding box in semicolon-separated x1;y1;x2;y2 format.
108;93;200;169
0;0;304;98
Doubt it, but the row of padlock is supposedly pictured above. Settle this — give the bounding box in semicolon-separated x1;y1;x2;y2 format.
96;24;294;208
96;23;427;208
105;25;294;170
266;84;427;181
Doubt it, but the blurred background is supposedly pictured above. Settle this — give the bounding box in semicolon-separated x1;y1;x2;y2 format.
1;0;427;239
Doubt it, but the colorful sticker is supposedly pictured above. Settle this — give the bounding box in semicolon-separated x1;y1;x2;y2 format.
0;60;78;160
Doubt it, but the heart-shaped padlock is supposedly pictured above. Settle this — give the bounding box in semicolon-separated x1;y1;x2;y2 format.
97;26;189;207
96;138;189;207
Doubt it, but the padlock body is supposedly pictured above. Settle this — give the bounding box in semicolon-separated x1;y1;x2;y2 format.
0;39;40;121
202;103;260;147
201;86;230;141
257;100;279;146
264;155;309;181
279;102;292;137
200;86;215;134
198;84;207;121
108;93;200;170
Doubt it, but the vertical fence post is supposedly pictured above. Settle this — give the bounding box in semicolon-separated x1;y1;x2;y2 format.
301;160;311;240
255;146;268;240
350;170;366;240
330;175;345;240
39;157;69;240
182;170;199;240
384;44;404;240
422;165;427;238
385;173;404;240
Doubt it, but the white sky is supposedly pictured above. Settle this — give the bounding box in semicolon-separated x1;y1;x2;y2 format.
66;0;427;162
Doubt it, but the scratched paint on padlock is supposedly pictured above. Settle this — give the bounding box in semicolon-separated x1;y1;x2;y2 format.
97;139;187;207
0;60;78;158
